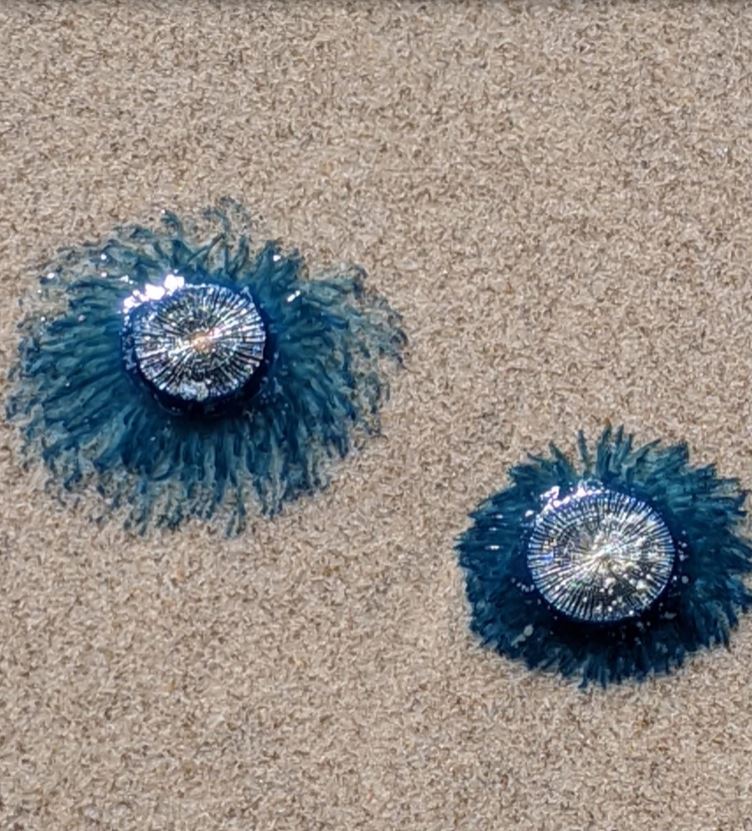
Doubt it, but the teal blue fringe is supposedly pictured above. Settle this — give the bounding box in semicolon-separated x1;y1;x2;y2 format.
457;427;752;686
6;200;405;533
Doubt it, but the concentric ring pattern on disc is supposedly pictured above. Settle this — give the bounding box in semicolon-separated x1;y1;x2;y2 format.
126;282;266;405
526;484;676;624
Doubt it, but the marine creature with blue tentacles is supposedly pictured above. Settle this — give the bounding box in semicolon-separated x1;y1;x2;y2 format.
7;200;405;533
457;427;752;686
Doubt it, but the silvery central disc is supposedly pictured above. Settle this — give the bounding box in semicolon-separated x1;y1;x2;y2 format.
527;484;675;623
128;283;266;405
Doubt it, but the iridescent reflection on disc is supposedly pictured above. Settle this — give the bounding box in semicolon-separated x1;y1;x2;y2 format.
126;282;266;405
527;484;675;623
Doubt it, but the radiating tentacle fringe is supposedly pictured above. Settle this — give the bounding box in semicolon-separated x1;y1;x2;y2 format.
457;427;752;686
6;200;406;533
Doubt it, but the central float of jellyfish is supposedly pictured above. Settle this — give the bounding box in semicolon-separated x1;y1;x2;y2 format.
526;483;676;624
121;274;267;413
